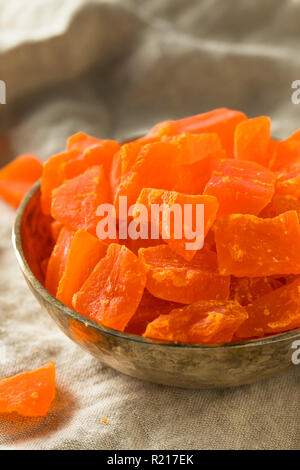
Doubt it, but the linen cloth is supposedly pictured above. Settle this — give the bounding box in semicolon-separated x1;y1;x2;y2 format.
0;0;300;450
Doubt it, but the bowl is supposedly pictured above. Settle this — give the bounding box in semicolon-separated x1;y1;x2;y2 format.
12;181;300;389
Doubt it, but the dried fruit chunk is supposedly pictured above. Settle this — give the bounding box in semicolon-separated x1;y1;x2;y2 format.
144;301;248;344
169;133;224;165
276;162;300;198
236;278;300;339
114;142;180;211
126;290;181;335
230;276;283;306
139;244;230;304
57;230;107;309
260;194;300;218
140;108;247;155
0;362;55;417
41;150;78;214
203;159;275;216
234;116;271;166
269;129;300;171
64;140;120;181
214;211;300;277
45;226;75;296
134;189;219;260
0;154;42;208
66;132;101;153
51;166;109;234
73;244;147;331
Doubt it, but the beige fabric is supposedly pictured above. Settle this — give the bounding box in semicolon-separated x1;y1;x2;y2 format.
1;0;300;450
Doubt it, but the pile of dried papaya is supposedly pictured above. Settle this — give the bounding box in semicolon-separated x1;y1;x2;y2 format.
2;107;300;345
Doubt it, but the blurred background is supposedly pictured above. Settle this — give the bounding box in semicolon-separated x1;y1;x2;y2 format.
1;0;300;163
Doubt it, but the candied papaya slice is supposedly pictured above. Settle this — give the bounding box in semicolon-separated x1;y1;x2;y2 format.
0;154;42;208
66;132;101;153
140;108;247;155
276;162;300;198
126;290;181;335
51;220;63;242
168;133;224;165
236;278;300;339
234;116;271;167
0;362;55;417
56;230;108;309
269;129;300;171
114;142;180;211
64;140;120;181
230;276;283;306
134;188;219;261
51;166;109;234
138;244;230;304
45;226;75;296
143;300;248;344
203;159;275;216
214;211;300;277
260;194;300;218
41;150;79;214
73;244;147;331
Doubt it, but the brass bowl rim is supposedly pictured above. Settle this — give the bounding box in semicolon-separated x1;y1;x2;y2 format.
12;180;300;350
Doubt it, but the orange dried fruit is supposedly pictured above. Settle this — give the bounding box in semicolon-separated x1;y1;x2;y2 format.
203;158;275;216
139;244;230;304
214;210;300;277
260;194;300;218
269;129;300;171
73;244;147;331
51;166;109;235
0;362;56;417
234;116;271;167
114;142;180;211
134;188;219;260
144;300;248;344
0;154;42;208
140;108;247;155
236;278;300;339
230;276;283;306
126;290;181;336
45;226;75;296
57;230;108;309
66;132;101;153
41;150;78;214
275;162;300;198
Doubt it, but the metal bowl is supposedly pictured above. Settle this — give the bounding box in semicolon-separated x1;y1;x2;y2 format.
12;181;300;389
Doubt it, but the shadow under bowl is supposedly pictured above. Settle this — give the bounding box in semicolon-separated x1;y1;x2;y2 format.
12;181;300;389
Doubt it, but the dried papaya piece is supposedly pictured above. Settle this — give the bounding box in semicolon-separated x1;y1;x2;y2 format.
57;230;107;309
140;108;247;155
276;162;300;198
203;159;275;216
126;290;181;335
45;226;75;296
260;194;300;218
0;154;42;208
236;278;300;339
51;220;63;242
64;140;120;182
41;150;79;214
139;244;230;304
134;189;219;260
144;300;248;344
230;276;283;306
214;211;300;277
269;129;300;171
114;142;180;211
73;244;147;331
0;362;55;417
234;116;271;167
66;132;101;153
51;166;109;235
168;133;224;165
